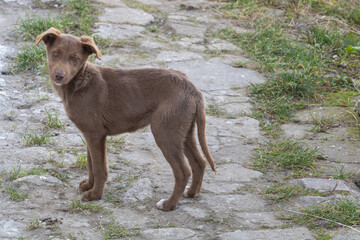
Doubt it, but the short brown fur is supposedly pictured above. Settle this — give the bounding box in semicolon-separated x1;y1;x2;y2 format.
36;28;216;211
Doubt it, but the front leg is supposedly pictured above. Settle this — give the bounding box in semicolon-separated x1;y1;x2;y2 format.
79;147;94;192
81;135;108;201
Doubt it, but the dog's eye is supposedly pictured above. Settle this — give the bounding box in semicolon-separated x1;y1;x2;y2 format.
72;57;78;62
53;51;59;57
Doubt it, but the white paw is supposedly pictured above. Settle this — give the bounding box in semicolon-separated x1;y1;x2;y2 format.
184;186;199;198
156;199;166;210
183;186;190;197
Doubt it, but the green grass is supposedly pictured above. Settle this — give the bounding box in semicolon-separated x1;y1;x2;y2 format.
206;104;221;117
311;116;336;133
13;0;98;73
224;0;360;25
122;0;162;14
107;136;126;154
75;153;87;170
100;218;137;239
217;1;359;135
25;166;48;176
313;229;332;240
27;219;41;230
301;0;360;25
92;36;126;49
324;91;359;107
333;165;351;180
22;131;50;146
114;174;140;185
15;15;70;41
13;45;47;72
45;110;65;129
291;199;360;229
15;0;97;41
264;182;310;202
69;199;103;213
7;186;28;201
8;165;48;181
252;139;318;173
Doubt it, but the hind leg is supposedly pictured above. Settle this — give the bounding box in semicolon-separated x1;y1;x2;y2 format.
151;123;192;211
183;124;206;198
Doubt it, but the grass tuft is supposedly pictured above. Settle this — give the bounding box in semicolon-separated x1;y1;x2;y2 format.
8;165;48;181
252;139;318;173
107;136;126;154
27;219;41;230
291;199;360;229
15;0;97;41
13;0;98;73
264;182;310;202
75;153;87;170
13;45;47;72
45;110;65;129
100;218;138;239
70;199;103;213
22;131;50;146
217;2;359;134
7;186;28;201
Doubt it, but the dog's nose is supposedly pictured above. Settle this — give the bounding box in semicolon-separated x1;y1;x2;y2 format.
55;72;65;81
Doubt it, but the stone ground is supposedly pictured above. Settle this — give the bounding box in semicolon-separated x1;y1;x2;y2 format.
0;0;360;239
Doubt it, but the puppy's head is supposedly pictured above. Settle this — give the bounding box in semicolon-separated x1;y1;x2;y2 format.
36;27;102;86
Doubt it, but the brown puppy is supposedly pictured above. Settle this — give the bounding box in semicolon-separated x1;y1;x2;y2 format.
36;27;216;211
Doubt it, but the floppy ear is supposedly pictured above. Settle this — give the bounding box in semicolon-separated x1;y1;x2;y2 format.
35;27;61;46
80;36;102;60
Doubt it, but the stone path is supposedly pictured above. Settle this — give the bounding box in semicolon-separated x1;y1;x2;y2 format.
0;0;359;239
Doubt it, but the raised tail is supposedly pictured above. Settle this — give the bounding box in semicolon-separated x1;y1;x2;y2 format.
196;100;217;173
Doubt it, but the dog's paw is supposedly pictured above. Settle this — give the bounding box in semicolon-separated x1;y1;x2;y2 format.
79;179;93;192
183;186;199;198
81;190;102;201
156;199;176;211
156;199;166;210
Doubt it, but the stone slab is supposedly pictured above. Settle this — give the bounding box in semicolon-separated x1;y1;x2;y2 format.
281;123;314;139
175;37;206;51
181;206;208;219
93;23;146;40
201;194;267;212
211;93;253;116
0;219;26;239
179;0;217;10
207;164;262;182
141;228;199;240
137;0;161;5
219;228;315;240
234;212;284;228
99;7;154;25
139;40;165;51
167;59;265;91
294;106;359;124
211;117;262;140
155;51;203;63
166;20;207;38
124;178;153;202
207;39;239;51
101;0;126;7
202;182;242;194
110;208;149;228
331;229;360;240
292;178;351;192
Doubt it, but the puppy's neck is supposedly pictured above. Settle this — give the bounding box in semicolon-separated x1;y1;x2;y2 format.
53;62;92;102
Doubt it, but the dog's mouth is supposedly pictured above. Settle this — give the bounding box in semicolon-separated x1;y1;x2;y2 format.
53;79;63;86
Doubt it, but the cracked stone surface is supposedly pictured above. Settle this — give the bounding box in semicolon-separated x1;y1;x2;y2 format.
99;7;154;25
1;0;360;239
219;228;315;240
